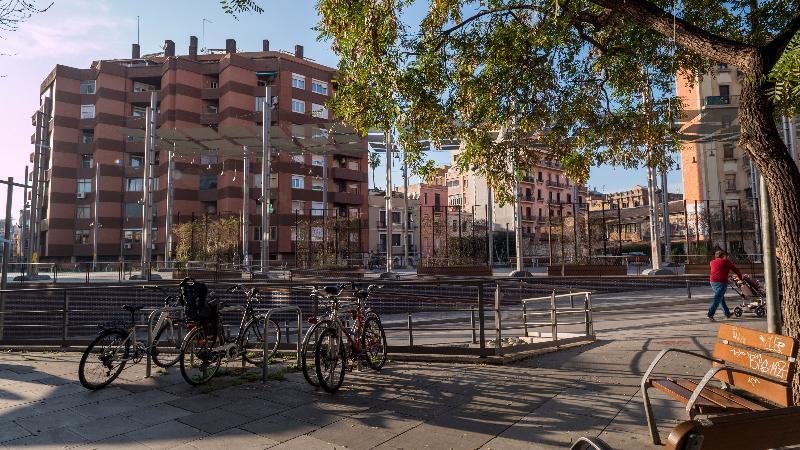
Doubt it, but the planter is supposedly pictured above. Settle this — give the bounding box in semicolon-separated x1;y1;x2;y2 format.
547;265;627;276
417;265;492;277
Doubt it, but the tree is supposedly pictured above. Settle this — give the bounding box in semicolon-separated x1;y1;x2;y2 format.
0;1;51;33
312;0;800;401
368;151;381;189
174;216;240;263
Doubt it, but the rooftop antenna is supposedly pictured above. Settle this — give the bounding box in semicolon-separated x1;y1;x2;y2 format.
202;18;213;54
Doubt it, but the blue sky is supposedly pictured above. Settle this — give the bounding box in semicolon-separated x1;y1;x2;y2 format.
0;0;681;213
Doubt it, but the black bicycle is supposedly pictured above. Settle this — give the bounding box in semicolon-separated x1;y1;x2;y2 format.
179;284;281;385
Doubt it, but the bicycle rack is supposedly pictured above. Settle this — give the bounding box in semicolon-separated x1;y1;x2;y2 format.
145;306;185;378
259;305;302;383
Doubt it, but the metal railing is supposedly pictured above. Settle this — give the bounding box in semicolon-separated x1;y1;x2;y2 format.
521;290;594;344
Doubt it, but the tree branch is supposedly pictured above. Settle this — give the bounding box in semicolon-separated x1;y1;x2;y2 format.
589;0;757;68
764;12;800;70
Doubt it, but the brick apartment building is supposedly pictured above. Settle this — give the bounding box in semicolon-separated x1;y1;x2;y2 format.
587;185;683;211
32;37;368;263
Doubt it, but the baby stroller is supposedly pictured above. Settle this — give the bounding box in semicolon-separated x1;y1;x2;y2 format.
730;275;767;318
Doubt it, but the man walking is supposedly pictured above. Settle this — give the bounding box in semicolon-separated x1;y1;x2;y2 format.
708;250;744;322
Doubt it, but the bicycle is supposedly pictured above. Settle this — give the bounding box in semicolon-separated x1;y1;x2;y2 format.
78;285;187;390
299;283;353;387
179;284;281;386
313;282;387;393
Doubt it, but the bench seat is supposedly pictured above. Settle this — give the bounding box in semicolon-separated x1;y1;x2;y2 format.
649;377;766;414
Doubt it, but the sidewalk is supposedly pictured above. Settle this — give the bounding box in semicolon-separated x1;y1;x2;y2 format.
0;287;761;449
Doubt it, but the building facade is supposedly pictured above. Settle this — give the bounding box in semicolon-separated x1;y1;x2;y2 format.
32;38;368;263
588;185;683;211
367;189;417;266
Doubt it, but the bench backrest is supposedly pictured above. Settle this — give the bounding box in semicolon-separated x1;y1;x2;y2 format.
712;324;798;406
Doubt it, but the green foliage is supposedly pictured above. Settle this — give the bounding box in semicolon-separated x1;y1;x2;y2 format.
219;0;263;19
368;151;381;188
174;216;241;263
294;215;362;268
770;32;800;116
316;1;800;205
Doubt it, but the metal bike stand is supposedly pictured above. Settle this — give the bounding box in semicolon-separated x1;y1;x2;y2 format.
145;306;185;378
217;305;247;369
260;306;302;383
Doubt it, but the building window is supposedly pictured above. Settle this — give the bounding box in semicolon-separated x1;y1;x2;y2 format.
132;105;146;117
312;155;324;166
123;229;142;244
124;203;142;218
378;234;387;252
206;104;218;114
556;192;561;203
312;179;324;191
209;80;219;89
74;229;90;244
76;205;90;219
80;154;93;169
291;73;305;90
311;201;324;216
133;81;155;92
77;179;92;196
81;129;94;144
566;193;572;203
725;174;736;191
200;155;218;165
392;233;401;247
80;80;96;94
292;200;305;214
293;154;305;163
199;175;218;190
311;79;328;95
255;96;265;111
291;99;305;114
311;103;328;119
125;178;143;192
291;175;304;189
204;202;217;214
80;105;95;119
130;154;144;167
723;144;734;159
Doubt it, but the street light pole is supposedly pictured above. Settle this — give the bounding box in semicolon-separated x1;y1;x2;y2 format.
165;142;175;265
242;148;250;269
661;170;671;263
261;88;272;275
385;130;393;274
92;163;100;270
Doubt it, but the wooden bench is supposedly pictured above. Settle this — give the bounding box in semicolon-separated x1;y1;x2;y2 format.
666;406;800;450
641;323;798;445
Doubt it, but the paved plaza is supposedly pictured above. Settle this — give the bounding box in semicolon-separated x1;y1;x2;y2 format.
0;288;765;449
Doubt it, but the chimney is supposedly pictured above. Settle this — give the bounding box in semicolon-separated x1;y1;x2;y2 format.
226;39;237;54
189;36;198;59
262;39;270;52
131;43;140;59
164;40;175;57
294;44;304;59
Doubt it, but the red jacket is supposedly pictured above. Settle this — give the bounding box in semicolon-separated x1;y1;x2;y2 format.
709;258;743;283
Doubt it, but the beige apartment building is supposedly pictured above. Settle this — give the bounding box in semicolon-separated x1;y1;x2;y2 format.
367;189;417;266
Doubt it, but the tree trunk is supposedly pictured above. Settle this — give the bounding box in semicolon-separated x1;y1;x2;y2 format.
738;53;800;404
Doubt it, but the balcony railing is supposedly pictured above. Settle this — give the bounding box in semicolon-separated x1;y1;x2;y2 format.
546;180;568;189
703;95;740;107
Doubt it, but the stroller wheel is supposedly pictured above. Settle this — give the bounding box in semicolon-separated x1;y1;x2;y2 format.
756;306;766;318
733;307;743;318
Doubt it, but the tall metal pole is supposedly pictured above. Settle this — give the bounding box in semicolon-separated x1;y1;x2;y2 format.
241;149;249;269
27;109;43;277
661;170;671;262
760;177;780;333
22;166;28;267
92;163;100;270
750;159;762;260
2;178;14;289
385;130;393;273
487;185;494;268
402;150;410;267
140;105;152;275
514;161;523;272
165;142;175;265
646;165;662;270
261;88;272;275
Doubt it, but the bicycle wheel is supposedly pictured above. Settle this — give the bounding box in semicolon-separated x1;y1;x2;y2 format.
301;320;330;387
151;320;186;368
78;329;130;390
241;317;281;366
179;326;222;386
314;327;346;394
361;314;387;371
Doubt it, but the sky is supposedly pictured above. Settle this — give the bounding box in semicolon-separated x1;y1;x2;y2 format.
0;0;682;216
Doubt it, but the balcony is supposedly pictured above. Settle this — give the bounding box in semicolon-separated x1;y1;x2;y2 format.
331;191;362;205
546;180;568;189
522;175;536;183
331;167;367;182
127;91;154;104
200;113;219;125
201;88;220;100
522;195;534;202
703;95;739;107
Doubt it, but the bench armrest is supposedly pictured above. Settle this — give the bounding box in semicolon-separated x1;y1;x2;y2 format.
686;365;776;413
641;348;723;390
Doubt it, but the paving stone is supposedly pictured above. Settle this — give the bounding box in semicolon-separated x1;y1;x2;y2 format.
15;407;93;433
309;416;416;450
72;434;153;449
0;420;31;443
240;414;319;443
70;413;148;441
167;394;228;413
268;435;346;449
218;397;290;419
125;403;195;426
184;428;278;450
123;420;208;450
177;408;251;434
0;426;87;449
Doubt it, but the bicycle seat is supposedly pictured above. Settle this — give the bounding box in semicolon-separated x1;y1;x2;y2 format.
322;285;342;297
122;305;144;312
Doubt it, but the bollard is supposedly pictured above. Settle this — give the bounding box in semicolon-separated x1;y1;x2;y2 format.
62;290;69;346
687;280;692;298
284;321;290;344
522;301;528;337
494;284;502;356
570;289;574;308
584;293;591;337
407;313;413;347
470;306;476;344
478;283;486;354
550;290;558;342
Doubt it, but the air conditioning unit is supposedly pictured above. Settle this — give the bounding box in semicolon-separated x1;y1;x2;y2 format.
123;243;132;249
76;192;87;199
